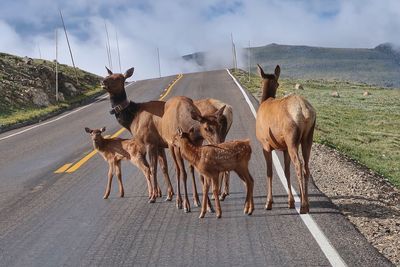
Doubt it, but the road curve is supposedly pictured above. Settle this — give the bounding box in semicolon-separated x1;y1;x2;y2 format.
0;70;392;266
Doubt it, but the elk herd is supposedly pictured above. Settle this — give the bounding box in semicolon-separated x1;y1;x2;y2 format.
85;64;316;218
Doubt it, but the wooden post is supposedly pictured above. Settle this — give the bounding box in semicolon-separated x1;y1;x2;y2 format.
59;9;79;85
55;28;59;102
104;21;113;71
157;47;161;78
116;30;122;73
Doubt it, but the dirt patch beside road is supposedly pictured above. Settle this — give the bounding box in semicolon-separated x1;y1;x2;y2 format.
311;143;400;265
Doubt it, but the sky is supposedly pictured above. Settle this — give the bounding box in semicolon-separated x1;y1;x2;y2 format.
1;0;400;80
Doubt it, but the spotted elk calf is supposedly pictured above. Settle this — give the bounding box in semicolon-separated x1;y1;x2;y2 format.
85;127;152;199
173;127;254;218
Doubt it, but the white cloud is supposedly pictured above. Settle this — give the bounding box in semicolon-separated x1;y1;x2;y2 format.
1;0;400;79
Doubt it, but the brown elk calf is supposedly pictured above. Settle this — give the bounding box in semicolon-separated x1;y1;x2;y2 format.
85;127;152;199
173;127;254;218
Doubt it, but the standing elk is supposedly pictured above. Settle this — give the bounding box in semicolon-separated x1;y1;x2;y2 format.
173;127;254;218
161;96;225;213
190;98;233;206
255;64;316;214
85;127;152;199
102;67;174;203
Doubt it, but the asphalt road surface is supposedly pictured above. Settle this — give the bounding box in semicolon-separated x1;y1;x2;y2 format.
0;70;392;266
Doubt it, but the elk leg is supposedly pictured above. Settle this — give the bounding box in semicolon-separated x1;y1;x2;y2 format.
104;163;114;199
245;170;255;215
134;153;152;199
170;145;182;209
115;161;124;198
212;176;222;218
263;149;273;210
148;146;158;203
176;149;190;213
158;148;174;201
288;144;306;214
200;174;214;212
219;171;230;201
236;169;250;215
283;150;295;209
189;165;200;207
301;139;313;213
199;177;210;218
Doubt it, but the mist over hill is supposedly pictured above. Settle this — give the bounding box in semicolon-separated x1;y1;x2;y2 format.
183;43;400;88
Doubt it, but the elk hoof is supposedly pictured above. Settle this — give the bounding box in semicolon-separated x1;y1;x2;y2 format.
164;196;172;202
216;213;221;219
199;212;205;219
120;192;124;198
148;198;156;203
193;199;200;207
176;200;183;209
300;206;309;214
265;203;272;210
184;207;191;213
207;205;215;213
288;201;295;209
219;193;228;201
103;195;109;199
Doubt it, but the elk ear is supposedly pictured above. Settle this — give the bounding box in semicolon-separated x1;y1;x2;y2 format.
191;111;205;123
177;127;183;137
84;127;92;133
274;65;280;80
214;105;226;119
100;127;106;132
188;126;195;134
257;64;267;78
105;66;113;75
124;67;135;79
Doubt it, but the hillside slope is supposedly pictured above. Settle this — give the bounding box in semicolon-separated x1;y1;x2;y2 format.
0;52;102;128
184;43;400;88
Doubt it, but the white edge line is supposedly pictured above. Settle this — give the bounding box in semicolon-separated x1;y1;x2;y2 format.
226;69;347;267
0;93;109;141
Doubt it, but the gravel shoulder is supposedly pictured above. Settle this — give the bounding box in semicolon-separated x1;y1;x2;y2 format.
310;143;400;266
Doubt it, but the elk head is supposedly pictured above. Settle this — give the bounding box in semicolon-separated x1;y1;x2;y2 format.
85;127;106;141
191;105;226;144
257;64;280;101
101;67;134;96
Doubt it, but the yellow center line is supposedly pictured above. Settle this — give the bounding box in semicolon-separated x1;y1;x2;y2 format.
54;163;73;173
55;73;183;174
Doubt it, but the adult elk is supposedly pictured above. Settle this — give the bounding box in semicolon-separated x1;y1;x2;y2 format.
255;64;316;214
102;67;174;203
161;96;225;213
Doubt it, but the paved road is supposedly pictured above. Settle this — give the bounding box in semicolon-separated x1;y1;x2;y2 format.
0;70;392;266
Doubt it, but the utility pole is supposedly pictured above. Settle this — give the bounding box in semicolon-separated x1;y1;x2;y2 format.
59;9;79;85
248;40;251;82
104;21;113;71
231;33;237;71
55;28;59;102
115;30;122;73
38;44;42;60
157;47;161;78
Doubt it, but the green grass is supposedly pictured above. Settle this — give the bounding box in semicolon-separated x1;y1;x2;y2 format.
0;86;103;128
231;69;400;188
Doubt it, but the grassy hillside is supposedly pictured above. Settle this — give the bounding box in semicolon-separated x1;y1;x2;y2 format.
0;52;102;130
184;43;400;88
231;69;400;188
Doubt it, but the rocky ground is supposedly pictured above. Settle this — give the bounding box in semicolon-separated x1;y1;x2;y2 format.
310;143;400;266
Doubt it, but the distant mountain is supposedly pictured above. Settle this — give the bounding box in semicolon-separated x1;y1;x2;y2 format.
183;43;400;88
